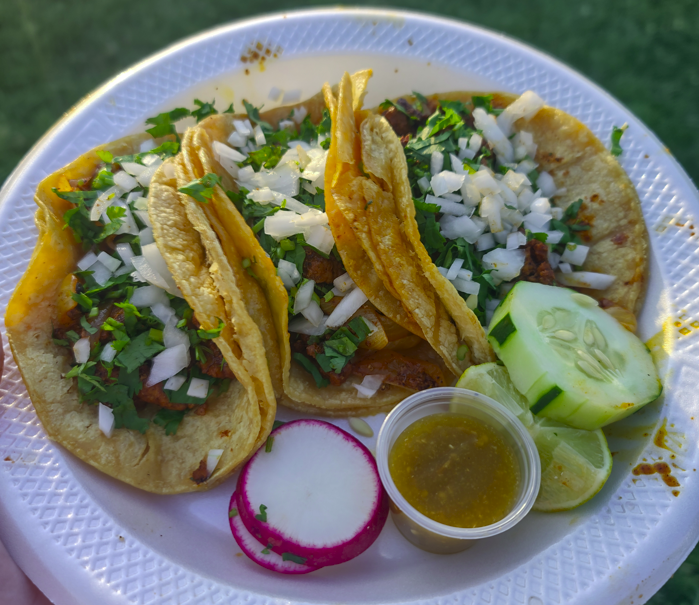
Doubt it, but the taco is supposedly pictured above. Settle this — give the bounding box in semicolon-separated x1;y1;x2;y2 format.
177;71;455;415
5;132;275;494
364;90;648;332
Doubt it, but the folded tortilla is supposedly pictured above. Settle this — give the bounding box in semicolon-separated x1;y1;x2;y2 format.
5;134;274;494
371;91;649;322
181;72;453;416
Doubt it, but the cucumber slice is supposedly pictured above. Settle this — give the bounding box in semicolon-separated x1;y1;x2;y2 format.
487;282;661;430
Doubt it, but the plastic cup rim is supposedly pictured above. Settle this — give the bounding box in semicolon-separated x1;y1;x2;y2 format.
376;386;541;541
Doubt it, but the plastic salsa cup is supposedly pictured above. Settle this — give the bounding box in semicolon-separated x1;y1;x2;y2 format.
375;387;541;554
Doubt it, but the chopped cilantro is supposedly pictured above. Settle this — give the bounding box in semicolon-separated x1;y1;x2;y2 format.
261;544;272;555
228;507;238;518
178;173;222;203
272;420;285;430
112;141;180;166
65;330;80;342
145;107;190;138
223;103;235;114
265;435;274;453
91;169;114;190
242;100;273;133
292;352;329;388
153;409;187;435
197;319;224;340
95;150;113;163
610;124;627;157
282;553;307;565
112;400;149;434
191;99;218;122
115;330;165;373
255;504;268;522
80;316;98;335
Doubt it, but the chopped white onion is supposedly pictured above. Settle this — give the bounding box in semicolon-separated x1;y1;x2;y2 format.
326;287;369;328
139;139;155;153
473;108;514;163
469;133;483;152
77;251;98;271
523;212;551;232
353;374;386;398
300;300;324;327
90;186;121;221
187;377;210;399
96;252;121;273
253;125;266;146
214;140;246;163
87;260;113;286
545;230;565;245
265;211;304;240
293;280;316;314
139;227;154;246
560;243;589;266
141;243;182;296
151;302;175;324
482;248;526;281
147;344;190;387
502;170;530;194
450;153;466;174
233;119;253;137
277;259;301;286
141;154;160;166
476;233;496;251
116;243;135;267
559;262;573;274
333;273;355;293
493;230;510;245
164;320;190;349
457;268;473;281
164;375;187;392
288;315;327;335
440;214;484;244
548;251;561;269
431;171;465;197
98;403;115;438
551;207;564;220
480;194;504;232
206;449;224;477
73;338;90;364
537;171;558;198
458;147;476;161
418;176;431;192
471;170;501;196
113;170;138;192
292;106;308;124
529;197;551;214
446;258;464;281
452;278;480;295
429;197;468;216
496;91;546;137
113;206;139;236
136;164;160;187
506;231;527;250
121;161;146;177
430;151;444;175
130;285;169;308
556;271;616;290
228;131;248;147
100;343;117;363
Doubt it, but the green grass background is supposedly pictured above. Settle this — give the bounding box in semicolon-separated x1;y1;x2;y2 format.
1;0;698;602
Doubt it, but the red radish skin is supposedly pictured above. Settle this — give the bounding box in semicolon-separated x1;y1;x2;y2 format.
229;491;320;574
236;419;389;568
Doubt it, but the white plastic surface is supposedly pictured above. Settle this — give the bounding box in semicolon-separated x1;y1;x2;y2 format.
1;8;698;605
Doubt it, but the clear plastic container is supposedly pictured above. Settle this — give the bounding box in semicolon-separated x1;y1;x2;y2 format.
376;387;540;554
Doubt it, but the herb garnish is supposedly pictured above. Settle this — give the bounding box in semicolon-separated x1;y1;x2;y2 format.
255;504;268;522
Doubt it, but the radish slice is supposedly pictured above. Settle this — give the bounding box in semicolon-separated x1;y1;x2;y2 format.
229;491;321;575
236;419;388;568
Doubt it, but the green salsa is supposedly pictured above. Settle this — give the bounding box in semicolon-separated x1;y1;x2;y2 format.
388;412;520;528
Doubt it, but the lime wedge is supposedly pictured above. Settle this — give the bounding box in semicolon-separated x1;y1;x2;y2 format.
456;363;612;512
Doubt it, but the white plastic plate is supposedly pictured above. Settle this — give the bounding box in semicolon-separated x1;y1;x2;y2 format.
1;8;698;605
